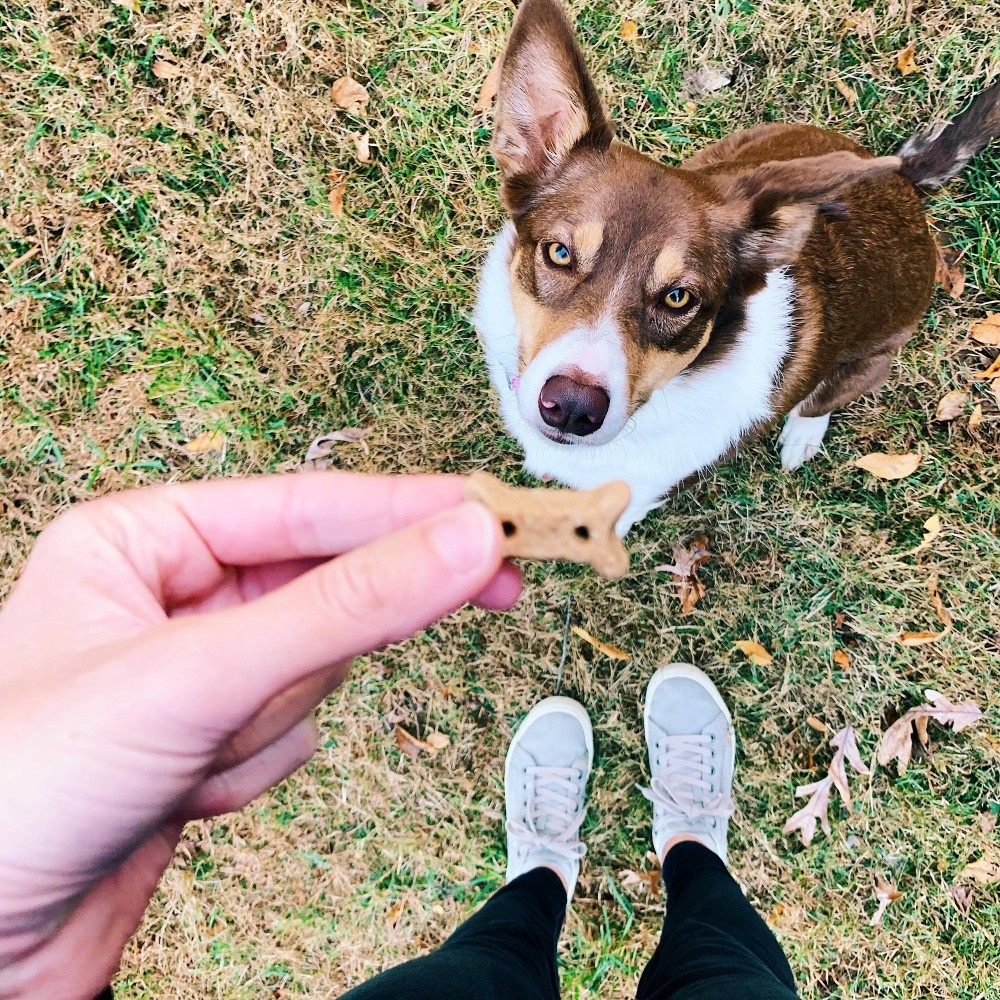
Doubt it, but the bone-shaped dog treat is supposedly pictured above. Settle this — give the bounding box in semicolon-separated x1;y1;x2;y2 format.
465;472;631;579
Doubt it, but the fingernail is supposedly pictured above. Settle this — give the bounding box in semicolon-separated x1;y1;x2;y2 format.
430;503;496;573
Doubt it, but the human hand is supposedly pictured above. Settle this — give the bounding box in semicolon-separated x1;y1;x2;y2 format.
0;472;518;999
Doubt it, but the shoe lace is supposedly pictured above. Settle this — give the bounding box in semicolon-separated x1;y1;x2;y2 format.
639;734;734;824
506;764;587;861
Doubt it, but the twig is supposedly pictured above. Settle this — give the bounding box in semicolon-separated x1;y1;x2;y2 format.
555;595;573;695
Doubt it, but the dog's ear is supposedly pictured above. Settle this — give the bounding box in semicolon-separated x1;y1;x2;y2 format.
715;152;902;272
491;0;613;215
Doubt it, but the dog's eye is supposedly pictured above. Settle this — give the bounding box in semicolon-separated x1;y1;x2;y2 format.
662;287;692;310
546;242;573;268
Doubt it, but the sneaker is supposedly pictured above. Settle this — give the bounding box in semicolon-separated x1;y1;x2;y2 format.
640;664;735;864
504;696;593;902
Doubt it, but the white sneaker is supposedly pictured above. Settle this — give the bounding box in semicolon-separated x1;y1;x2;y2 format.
504;696;593;902
640;664;736;864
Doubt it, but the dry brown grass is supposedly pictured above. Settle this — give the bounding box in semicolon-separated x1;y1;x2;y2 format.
2;0;999;996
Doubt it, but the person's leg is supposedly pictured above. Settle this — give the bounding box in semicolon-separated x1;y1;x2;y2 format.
341;697;593;1000
634;665;797;1000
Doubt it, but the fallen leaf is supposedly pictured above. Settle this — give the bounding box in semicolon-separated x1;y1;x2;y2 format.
784;725;868;845
424;731;450;752
933;239;966;299
302;426;372;470
806;716;830;734
394;725;446;760
619;867;660;894
386;898;407;925
833;649;852;670
877;690;984;775
681;65;732;99
183;429;224;453
959;856;1000;885
870;879;903;925
898;630;946;646
151;58;182;79
981;813;998;835
620;19;639;41
912;513;942;553
853;451;921;480
733;640;773;666
895;42;918;76
968;404;985;431
328;174;347;218
970;314;1000;345
473;54;503;114
948;883;974;914
571;625;629;661
833;77;857;106
929;577;954;629
656;536;712;614
935;390;969;421
331;76;370;114
974;356;1000;380
351;132;371;163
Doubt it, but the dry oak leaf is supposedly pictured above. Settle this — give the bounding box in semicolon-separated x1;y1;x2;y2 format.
656;536;712;614
681;65;732;99
183;429;224;454
935;390;969;421
571;625;629;661
933;239;966;299
351;132;371;163
473;54;503;114
301;426;372;470
870;879;904;926
331;76;370;114
833;77;858;107
970;314;1000;346
948;883;974;915
876;689;984;775
386;898;407;926
968;404;985;431
783;726;869;846
895;42;918;76
620;19;639;41
975;355;1000;380
833;649;852;671
853;451;921;480
733;640;773;666
151;58;182;79
959;855;1000;885
619;866;660;895
910;513;942;554
328;173;347;218
394;726;448;760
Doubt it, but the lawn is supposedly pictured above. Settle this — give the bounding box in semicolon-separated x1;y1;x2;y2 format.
1;0;999;996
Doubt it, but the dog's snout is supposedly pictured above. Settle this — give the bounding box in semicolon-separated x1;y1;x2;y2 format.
539;375;610;437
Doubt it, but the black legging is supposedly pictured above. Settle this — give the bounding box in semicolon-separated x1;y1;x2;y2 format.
341;841;797;999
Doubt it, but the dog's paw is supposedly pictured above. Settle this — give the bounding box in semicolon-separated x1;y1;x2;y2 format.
778;412;831;470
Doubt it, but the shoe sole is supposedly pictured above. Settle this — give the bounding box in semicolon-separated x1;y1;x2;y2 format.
643;663;736;782
504;696;594;793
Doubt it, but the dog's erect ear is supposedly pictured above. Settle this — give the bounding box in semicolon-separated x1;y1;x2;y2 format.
716;152;902;272
491;0;613;214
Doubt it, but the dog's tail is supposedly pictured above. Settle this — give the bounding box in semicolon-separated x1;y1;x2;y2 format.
899;82;1000;189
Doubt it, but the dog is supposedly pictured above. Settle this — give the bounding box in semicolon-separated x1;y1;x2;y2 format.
473;0;1000;534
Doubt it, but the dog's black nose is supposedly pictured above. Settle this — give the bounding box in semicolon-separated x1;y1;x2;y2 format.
538;375;610;437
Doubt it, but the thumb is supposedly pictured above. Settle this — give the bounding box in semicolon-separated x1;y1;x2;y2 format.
162;501;505;731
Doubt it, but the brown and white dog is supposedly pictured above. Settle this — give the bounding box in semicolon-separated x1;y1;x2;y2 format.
474;0;1000;533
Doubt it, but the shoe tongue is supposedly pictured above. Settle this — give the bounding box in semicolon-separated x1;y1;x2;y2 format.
531;754;586;836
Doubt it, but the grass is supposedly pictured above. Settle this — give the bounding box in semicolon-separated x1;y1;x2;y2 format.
1;0;999;996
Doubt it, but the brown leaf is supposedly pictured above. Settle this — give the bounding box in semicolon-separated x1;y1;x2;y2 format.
351;132;371;163
424;731;450;752
970;314;1000;346
853;451;921;480
386;898;407;926
571;625;629;661
948;883;974;914
473;55;503;114
302;426;372;470
934;239;966;299
619;867;660;895
870;879;903;925
328;173;347;218
331;76;370;114
829;725;870;814
877;690;984;774
657;536;712;614
929;577;954;629
151;58;182;79
968;404;985;431
183;429;224;453
960;856;1000;885
898;629;946;647
681;65;732;99
394;725;446;760
805;716;830;734
895;42;918;76
620;19;639;41
974;356;1000;380
833;77;857;106
935;390;969;422
783;776;833;846
910;513;942;554
733;640;773;666
833;649;852;671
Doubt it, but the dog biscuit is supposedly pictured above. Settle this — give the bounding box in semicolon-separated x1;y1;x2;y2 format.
465;472;631;579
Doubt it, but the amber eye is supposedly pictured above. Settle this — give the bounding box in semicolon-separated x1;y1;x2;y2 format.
662;287;692;309
546;242;573;268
